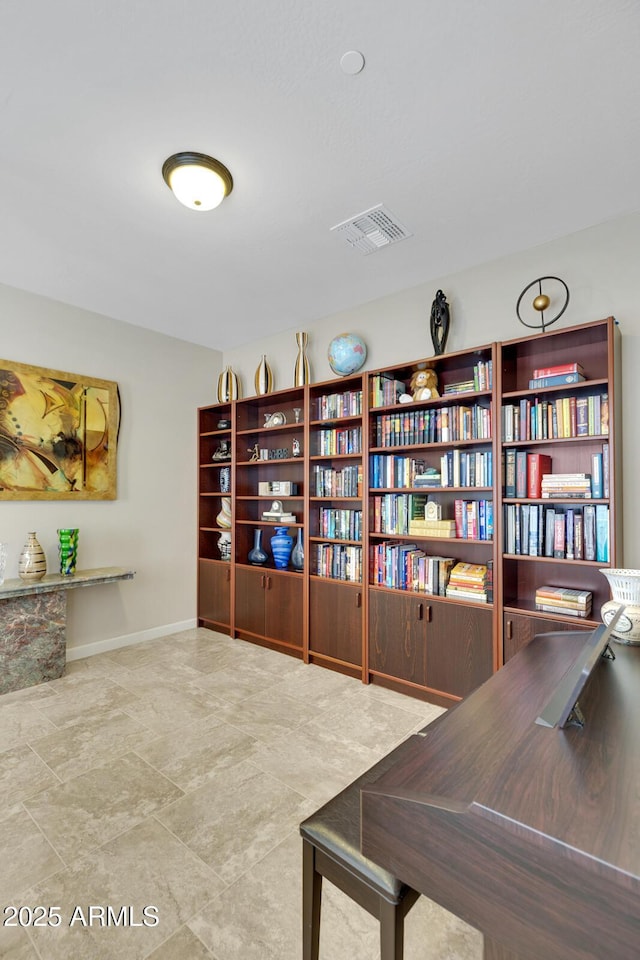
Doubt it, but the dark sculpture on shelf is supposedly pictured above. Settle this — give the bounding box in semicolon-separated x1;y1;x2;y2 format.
430;290;450;355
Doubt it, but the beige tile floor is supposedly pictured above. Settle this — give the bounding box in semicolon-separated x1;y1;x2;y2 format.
0;628;482;960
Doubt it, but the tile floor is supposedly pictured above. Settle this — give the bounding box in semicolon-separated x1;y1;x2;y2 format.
0;628;482;960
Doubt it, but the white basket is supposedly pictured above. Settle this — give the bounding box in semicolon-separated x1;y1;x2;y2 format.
600;568;640;603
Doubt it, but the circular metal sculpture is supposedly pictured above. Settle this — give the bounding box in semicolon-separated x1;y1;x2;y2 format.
516;277;569;332
430;290;450;355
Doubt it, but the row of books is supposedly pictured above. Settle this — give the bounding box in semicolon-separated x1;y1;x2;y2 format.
369;455;427;489
445;562;492;604
312;464;362;498
452;498;493;541
370;540;456;594
371;493;426;535
503;503;609;561
502;393;608;442
370;374;407;408
315;426;362;456
503;447;609;499
442;360;494;394
317;507;362;542
314;389;363;421
534;585;592;618
440;449;492;488
373;403;492;447
313;543;362;582
528;361;585;389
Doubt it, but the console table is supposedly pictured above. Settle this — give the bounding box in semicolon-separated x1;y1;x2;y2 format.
361;630;640;960
0;567;135;694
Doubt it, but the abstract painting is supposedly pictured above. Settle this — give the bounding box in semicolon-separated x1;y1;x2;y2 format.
0;359;120;500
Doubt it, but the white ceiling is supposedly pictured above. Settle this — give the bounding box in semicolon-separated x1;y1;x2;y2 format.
1;1;639;351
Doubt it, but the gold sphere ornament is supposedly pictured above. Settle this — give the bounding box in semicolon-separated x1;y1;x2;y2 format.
533;293;551;312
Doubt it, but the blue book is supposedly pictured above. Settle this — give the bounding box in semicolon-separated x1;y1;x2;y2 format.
528;372;586;388
595;504;609;562
591;453;603;498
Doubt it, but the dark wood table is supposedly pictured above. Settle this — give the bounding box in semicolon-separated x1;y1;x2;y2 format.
361;631;640;960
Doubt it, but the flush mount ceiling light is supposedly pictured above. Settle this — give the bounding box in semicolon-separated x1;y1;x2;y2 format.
162;152;233;211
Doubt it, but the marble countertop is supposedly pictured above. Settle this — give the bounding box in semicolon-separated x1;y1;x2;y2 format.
0;567;135;599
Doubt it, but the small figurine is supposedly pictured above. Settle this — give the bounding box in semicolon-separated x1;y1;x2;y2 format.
430;289;450;355
410;368;440;400
248;443;260;462
212;440;231;461
292;438;301;457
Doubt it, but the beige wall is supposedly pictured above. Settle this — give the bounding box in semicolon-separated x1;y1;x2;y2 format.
0;283;222;655
224;212;640;566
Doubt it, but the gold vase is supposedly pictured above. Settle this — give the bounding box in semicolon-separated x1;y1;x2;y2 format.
294;331;311;386
254;355;274;395
217;366;241;402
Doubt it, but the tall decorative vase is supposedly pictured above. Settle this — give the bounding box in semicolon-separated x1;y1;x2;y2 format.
254;355;274;395
18;532;47;582
216;497;232;528
58;528;79;576
270;526;293;569
217;366;241;402
291;528;304;571
294;331;311;386
248;528;268;565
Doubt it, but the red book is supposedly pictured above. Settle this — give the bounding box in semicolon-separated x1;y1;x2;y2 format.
532;362;584;378
527;454;552;498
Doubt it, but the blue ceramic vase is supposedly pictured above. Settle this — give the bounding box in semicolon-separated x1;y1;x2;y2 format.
248;528;268;565
271;526;293;569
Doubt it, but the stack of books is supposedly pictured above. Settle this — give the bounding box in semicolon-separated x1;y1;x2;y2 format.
540;473;592;498
443;379;475;395
408;518;457;537
445;562;490;603
413;467;442;487
528;362;586;389
534;586;592;618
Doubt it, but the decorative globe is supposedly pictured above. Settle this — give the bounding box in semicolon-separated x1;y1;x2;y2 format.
328;333;367;377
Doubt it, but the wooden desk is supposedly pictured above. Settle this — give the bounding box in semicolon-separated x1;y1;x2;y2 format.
361;632;640;960
0;567;135;694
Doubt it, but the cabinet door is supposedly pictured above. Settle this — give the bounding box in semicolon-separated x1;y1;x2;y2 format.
309;579;363;666
503;612;592;662
369;590;427;686
235;565;266;637
426;601;493;698
198;560;231;629
264;573;303;649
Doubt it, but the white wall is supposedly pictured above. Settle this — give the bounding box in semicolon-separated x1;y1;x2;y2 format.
224;212;640;565
0;283;222;656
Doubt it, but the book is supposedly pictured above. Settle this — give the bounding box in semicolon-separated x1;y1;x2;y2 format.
595;503;609;562
528;372;586;388
591;453;603;498
583;504;596;561
532;362;584;378
534;603;591;618
515;450;528;499
504;448;516;498
527;453;552;498
553;513;566;558
535;586;592;604
602;442;610;498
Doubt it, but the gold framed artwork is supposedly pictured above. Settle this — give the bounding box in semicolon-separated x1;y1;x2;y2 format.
0;359;120;500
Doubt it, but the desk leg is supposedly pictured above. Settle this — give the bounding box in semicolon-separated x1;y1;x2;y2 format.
484;936;525;960
0;591;67;694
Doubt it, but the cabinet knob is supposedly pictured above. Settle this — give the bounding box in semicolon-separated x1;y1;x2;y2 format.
356;592;362;608
425;604;432;622
416;602;423;621
260;574;266;589
506;619;513;640
266;576;272;590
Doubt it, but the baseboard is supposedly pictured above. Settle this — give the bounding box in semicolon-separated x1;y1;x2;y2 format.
66;619;198;662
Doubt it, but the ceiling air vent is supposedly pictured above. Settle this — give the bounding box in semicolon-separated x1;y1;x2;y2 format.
330;204;412;255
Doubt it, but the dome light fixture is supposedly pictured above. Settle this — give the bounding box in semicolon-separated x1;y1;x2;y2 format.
162;151;233;211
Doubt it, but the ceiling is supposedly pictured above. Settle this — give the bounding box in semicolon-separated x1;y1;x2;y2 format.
1;1;639;352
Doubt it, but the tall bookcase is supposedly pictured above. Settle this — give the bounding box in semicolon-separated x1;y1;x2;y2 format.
233;386;306;655
197;403;233;633
499;316;621;661
366;344;498;702
307;375;365;677
196;317;621;706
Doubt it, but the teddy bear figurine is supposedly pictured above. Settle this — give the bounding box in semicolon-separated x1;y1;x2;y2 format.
410;368;440;400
